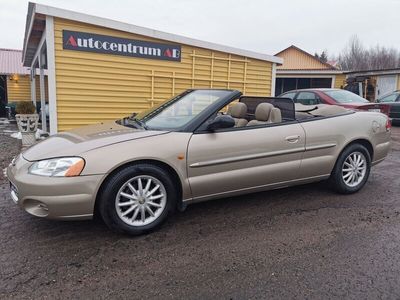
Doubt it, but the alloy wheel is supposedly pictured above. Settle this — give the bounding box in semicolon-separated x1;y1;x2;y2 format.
341;151;367;188
115;175;167;226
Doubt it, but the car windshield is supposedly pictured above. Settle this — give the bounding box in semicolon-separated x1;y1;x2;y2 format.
324;90;369;103
379;92;399;103
122;90;232;130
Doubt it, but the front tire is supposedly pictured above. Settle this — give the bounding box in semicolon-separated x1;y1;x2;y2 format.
330;144;371;194
99;164;177;235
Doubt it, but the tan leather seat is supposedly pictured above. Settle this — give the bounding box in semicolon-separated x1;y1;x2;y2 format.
227;102;248;127
247;103;282;126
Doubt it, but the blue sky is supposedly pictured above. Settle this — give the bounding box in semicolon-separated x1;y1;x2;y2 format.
0;0;399;57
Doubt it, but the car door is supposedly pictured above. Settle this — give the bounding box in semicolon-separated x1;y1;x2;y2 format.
186;123;306;200
390;94;400;121
378;93;400;120
298;116;344;179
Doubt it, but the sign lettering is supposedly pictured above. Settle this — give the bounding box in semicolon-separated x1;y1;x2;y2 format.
62;30;181;62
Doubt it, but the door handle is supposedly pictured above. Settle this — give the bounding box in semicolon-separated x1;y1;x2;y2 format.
285;135;300;143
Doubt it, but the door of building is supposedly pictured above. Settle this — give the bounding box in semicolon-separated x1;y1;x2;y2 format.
0;75;7;118
275;77;333;96
376;75;397;99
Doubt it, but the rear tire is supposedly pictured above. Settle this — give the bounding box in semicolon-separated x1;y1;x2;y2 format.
99;164;177;235
329;143;371;194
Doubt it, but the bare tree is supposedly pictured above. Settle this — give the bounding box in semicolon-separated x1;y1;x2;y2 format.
337;35;400;71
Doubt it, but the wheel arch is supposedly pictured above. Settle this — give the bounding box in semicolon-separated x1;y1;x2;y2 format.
94;159;184;217
329;138;373;194
330;138;374;176
342;138;374;161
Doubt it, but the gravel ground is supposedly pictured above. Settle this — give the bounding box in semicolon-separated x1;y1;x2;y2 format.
0;127;400;299
0;134;20;181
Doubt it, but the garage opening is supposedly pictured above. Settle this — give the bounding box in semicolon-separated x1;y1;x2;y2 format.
0;75;7;118
275;77;332;96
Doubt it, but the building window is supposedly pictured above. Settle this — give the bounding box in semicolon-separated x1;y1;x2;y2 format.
275;77;332;96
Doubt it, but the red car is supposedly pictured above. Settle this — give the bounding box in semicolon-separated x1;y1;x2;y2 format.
279;89;390;116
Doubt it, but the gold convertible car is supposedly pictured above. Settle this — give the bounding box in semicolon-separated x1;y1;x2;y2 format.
7;89;391;235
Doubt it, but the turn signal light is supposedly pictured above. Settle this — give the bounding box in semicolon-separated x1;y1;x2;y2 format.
65;159;85;177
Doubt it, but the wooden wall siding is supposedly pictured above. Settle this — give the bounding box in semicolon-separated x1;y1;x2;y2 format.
54;18;273;131
7;75;30;102
7;75;48;102
276;47;331;70
334;74;346;89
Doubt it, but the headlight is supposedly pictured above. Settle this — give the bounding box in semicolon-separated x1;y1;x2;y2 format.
29;157;85;177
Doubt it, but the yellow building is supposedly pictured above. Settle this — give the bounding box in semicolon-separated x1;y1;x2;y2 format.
22;3;282;134
274;45;346;96
0;48;47;117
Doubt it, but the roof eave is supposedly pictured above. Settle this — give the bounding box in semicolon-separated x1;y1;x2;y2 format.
276;69;344;74
24;2;282;65
22;2;36;66
344;68;400;75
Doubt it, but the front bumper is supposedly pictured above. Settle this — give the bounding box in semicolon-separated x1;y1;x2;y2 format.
6;155;104;220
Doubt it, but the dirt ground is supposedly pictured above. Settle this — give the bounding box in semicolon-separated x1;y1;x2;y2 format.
1;127;400;299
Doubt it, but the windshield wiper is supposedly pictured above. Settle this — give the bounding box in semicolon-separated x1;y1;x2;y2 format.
133;118;148;130
125;115;148;130
120;116;147;130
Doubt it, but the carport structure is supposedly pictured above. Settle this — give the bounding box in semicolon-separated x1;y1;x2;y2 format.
0;49;47;119
22;2;282;134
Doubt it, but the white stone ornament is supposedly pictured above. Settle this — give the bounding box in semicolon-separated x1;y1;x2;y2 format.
15;114;39;146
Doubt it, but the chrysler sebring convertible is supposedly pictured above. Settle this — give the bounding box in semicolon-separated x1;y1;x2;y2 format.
7;89;391;235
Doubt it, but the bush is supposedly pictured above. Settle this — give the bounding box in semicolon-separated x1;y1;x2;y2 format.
15;101;37;114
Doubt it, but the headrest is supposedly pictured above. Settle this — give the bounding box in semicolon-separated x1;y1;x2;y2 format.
228;102;247;118
255;103;274;121
270;108;282;123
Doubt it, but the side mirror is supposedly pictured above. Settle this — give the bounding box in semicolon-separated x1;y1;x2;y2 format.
206;115;235;131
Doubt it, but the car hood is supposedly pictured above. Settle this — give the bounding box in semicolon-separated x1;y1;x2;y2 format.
22;121;169;161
